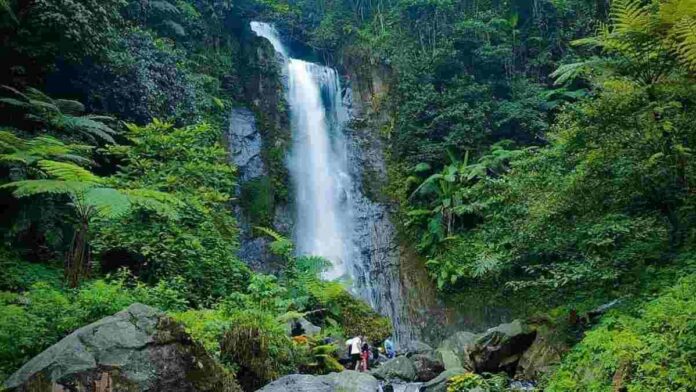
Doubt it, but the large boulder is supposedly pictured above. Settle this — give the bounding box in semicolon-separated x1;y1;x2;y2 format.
403;340;434;357
515;326;567;380
256;371;378;392
419;367;467;392
437;331;477;371
470;320;536;374
371;356;417;382
411;353;445;382
4;303;238;392
382;382;422;392
435;349;462;371
284;317;321;337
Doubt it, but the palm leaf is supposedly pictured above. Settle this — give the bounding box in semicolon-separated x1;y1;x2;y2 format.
409;173;444;199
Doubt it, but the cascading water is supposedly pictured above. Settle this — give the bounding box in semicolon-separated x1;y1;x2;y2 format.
251;22;416;344
250;22;354;281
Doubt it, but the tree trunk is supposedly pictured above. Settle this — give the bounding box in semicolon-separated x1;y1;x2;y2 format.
65;221;90;288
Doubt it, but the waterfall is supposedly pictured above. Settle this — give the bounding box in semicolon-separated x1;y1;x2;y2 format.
251;22;417;345
250;22;354;281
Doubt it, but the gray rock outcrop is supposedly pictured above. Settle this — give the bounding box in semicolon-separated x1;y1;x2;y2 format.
515;326;567;380
256;371;378;392
285;317;321;337
228;107;265;182
4;303;238;392
411;353;445;382
437;331;477;370
471;320;536;373
371;356;417;382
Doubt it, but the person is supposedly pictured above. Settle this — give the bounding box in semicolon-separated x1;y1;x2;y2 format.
360;339;370;371
345;336;362;370
384;337;395;359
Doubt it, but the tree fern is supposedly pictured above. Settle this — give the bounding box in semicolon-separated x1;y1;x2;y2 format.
0;134;93;166
83;188;132;219
122;188;181;219
610;0;652;35
1;179;93;198
0;130;25;150
254;226;294;258
672;17;696;71
1;86;119;144
37;160;102;184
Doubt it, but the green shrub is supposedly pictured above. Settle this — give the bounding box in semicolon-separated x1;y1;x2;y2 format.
174;308;232;358
546;274;696;392
307;280;392;343
220;310;298;391
0;252;62;291
447;372;507;392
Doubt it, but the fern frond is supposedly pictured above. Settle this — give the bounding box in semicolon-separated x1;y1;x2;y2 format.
1;180;92;198
85;115;115;122
0;130;26;151
470;253;502;278
151;0;181;14
54;99;85;115
61;116;118;144
0;97;30;109
672;17;696;71
27;99;59;113
1;85;29;101
24;87;52;103
84;188;131;219
254;226;287;242
123;188;181;219
37;160;102;184
611;0;652;34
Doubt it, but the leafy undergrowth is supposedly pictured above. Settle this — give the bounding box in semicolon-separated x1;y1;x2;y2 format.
546;273;696;392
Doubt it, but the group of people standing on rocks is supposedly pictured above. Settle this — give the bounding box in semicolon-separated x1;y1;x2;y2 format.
345;336;396;371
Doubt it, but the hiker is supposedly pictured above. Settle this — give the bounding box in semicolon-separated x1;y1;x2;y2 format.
345;336;362;370
360;338;370;371
384;337;395;359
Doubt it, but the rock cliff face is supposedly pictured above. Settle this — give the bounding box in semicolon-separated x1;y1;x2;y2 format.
339;59;451;346
227;33;292;273
340;67;417;344
4;304;238;392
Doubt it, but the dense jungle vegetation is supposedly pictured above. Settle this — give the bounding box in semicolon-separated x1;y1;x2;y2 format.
0;0;694;391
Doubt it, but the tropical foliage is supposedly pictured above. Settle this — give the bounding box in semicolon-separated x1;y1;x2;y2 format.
1;0;695;390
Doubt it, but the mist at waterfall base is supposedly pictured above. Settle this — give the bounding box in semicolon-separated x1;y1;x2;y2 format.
250;21;355;282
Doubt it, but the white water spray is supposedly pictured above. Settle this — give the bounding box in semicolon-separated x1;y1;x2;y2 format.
251;22;354;281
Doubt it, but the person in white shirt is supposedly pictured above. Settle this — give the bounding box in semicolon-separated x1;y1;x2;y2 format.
345;336;362;370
